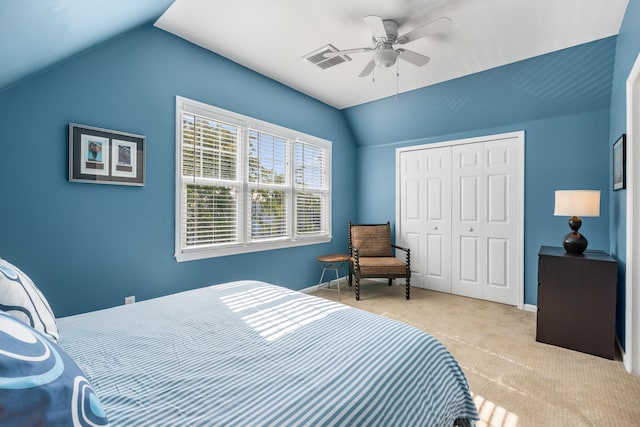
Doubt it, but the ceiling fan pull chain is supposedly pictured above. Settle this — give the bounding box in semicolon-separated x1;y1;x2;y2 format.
396;61;400;100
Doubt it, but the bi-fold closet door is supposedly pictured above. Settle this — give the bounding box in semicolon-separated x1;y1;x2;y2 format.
397;132;523;307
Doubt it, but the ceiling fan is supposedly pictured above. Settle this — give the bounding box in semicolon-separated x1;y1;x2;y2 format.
324;15;452;77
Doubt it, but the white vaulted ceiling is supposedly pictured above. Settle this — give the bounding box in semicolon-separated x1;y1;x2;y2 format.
155;0;628;109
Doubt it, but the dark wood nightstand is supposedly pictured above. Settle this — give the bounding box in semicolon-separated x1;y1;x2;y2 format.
536;246;617;359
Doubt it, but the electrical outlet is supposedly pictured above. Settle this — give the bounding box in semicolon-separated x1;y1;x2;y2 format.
124;296;135;305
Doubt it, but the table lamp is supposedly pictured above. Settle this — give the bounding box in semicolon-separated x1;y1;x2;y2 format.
554;190;600;254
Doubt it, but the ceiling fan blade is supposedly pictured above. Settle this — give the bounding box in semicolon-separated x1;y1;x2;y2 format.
363;15;387;41
323;47;374;59
397;49;430;66
358;60;376;78
397;16;452;44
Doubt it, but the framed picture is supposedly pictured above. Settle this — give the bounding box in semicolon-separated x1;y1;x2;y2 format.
69;123;145;186
613;133;626;191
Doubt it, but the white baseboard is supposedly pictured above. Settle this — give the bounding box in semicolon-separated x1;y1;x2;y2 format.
523;304;537;313
301;276;349;294
300;284;318;294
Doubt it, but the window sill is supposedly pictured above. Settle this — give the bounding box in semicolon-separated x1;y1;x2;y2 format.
175;236;332;262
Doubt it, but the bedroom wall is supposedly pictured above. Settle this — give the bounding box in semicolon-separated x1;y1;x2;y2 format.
0;25;357;317
609;0;640;349
343;39;615;308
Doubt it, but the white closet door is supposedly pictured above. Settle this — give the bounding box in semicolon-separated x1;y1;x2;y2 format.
398;150;425;288
451;143;484;299
398;147;452;292
396;131;523;307
423;147;452;293
483;139;520;305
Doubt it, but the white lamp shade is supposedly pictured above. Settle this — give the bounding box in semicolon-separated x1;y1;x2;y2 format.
554;190;601;217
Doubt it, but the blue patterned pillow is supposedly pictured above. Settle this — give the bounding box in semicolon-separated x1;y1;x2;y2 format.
0;312;110;426
0;258;59;342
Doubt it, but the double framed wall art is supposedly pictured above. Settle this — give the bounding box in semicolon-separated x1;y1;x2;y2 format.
613;133;626;191
69;123;145;186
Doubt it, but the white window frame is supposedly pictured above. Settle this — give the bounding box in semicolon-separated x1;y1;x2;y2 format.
175;96;332;261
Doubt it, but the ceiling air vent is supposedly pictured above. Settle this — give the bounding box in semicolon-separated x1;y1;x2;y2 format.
303;44;351;70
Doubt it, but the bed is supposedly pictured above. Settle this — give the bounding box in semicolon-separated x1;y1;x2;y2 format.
2;274;479;426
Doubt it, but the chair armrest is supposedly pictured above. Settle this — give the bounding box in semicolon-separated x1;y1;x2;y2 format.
392;244;411;271
391;244;409;253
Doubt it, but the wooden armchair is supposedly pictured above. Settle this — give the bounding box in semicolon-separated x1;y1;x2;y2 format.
348;221;411;300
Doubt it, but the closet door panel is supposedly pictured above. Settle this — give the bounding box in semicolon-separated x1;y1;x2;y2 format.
483;139;520;305
398;150;425;288
487;237;508;286
423;147;452;293
452;144;484;299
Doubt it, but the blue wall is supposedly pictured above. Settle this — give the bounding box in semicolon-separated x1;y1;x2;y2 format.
344;39;616;307
0;26;357;317
609;1;640;348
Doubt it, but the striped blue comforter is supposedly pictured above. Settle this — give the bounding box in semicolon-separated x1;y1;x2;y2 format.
58;281;478;426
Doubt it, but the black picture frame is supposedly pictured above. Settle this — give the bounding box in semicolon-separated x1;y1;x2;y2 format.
613;133;626;191
69;123;145;186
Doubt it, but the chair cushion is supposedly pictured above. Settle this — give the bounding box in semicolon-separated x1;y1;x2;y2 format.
350;224;392;257
357;257;407;276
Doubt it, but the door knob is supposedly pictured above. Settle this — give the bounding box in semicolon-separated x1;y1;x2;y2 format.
433;226;438;230
468;227;474;232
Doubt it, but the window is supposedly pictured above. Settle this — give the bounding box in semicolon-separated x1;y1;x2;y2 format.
175;96;331;261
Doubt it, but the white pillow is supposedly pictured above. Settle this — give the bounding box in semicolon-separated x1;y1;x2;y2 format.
0;258;59;342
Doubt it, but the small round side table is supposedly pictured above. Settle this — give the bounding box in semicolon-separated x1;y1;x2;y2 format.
316;254;350;300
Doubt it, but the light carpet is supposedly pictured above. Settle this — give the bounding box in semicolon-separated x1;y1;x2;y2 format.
316;280;640;427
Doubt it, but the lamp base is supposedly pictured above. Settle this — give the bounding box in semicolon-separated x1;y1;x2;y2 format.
562;231;588;254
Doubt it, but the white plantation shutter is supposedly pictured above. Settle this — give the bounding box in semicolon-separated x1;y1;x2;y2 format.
175;97;331;261
180;112;241;250
182;115;238;181
250;189;287;240
248;130;289;241
295;141;329;236
185;184;238;245
248;130;287;185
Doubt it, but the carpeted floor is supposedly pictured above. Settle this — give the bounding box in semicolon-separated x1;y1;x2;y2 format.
316;279;640;427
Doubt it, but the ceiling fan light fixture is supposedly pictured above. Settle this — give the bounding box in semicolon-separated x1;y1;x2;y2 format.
374;47;397;68
317;15;451;78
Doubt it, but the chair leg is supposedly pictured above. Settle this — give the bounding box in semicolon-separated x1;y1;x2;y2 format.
388;278;393;286
405;277;411;300
355;277;360;301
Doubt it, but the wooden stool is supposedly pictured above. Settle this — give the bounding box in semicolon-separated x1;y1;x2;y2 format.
316;254;350;300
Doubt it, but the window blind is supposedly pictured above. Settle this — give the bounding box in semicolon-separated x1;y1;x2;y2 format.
295;141;328;235
248;130;289;241
181;112;241;248
186;184;238;246
176;96;332;261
